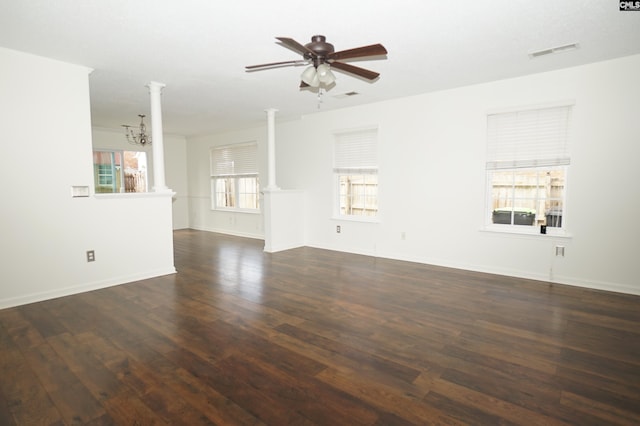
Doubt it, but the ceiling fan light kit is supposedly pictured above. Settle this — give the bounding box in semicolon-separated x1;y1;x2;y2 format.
301;63;336;88
316;64;335;85
301;65;320;86
246;35;387;90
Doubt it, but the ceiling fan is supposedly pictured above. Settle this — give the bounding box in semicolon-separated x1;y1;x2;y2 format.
246;35;387;89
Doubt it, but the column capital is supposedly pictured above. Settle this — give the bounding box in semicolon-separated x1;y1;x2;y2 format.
147;81;166;92
264;108;279;114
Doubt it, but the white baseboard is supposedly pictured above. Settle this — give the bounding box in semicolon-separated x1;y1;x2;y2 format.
190;225;264;240
0;267;177;310
264;241;305;253
307;243;640;296
549;275;640;296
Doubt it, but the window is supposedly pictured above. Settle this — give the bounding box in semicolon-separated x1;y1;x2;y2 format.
210;143;259;211
93;150;148;193
485;105;571;231
334;128;378;218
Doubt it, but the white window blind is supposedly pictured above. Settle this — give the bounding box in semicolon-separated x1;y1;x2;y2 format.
486;105;572;170
333;128;378;174
211;143;258;176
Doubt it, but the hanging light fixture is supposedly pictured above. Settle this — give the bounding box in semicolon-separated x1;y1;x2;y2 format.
122;114;151;146
316;63;336;85
300;62;336;88
301;65;320;87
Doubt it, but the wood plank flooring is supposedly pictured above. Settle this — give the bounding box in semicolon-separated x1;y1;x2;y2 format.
1;228;639;425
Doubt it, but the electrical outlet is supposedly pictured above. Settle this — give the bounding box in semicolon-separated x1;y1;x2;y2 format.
336;225;341;234
86;250;95;262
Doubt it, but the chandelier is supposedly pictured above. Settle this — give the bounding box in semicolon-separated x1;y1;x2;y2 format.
122;114;151;146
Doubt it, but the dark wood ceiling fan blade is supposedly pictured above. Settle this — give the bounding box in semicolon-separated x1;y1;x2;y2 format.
275;37;317;57
329;43;387;61
245;60;308;70
330;61;380;80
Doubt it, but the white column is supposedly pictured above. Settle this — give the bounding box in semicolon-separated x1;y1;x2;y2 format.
147;81;171;193
264;108;280;191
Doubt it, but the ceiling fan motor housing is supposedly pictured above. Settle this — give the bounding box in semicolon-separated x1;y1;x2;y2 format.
304;35;335;64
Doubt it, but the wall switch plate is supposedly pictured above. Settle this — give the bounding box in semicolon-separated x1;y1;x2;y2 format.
71;186;90;197
555;246;565;257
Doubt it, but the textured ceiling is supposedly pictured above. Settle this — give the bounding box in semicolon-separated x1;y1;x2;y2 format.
1;0;639;137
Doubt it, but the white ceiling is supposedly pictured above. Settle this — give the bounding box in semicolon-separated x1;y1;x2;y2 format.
1;0;639;137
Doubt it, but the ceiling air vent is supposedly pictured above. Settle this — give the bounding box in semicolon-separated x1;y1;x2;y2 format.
529;42;579;59
333;91;360;99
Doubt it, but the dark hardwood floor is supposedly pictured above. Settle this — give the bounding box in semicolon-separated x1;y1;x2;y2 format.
1;229;640;425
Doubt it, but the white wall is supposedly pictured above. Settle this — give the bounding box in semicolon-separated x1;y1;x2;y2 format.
164;132;189;229
0;47;176;308
186;128;266;239
92;128;190;229
187;54;640;295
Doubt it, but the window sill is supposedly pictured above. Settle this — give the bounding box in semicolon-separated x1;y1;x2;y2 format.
94;191;175;199
211;208;261;215
331;216;380;224
481;224;572;239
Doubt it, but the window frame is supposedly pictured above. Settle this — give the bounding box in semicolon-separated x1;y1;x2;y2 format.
93;149;148;194
210;142;260;213
484;166;569;236
335;172;379;219
332;127;379;221
483;103;572;236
